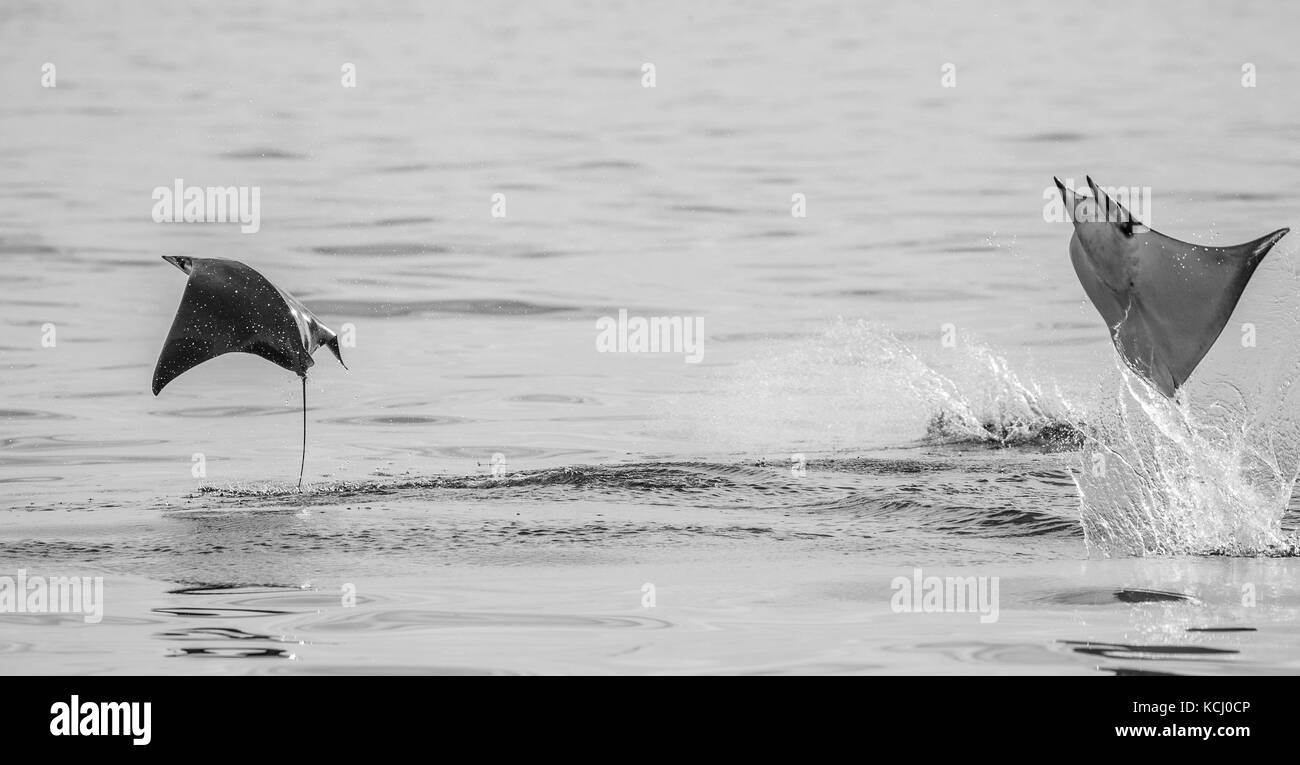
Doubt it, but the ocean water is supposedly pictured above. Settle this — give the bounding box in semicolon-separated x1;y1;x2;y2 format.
4;1;1300;674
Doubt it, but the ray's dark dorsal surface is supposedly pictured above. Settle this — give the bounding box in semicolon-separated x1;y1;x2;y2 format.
1054;177;1288;398
152;256;347;488
152;256;346;394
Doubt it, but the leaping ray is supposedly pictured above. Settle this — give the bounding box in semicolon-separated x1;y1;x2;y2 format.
152;256;347;489
1054;177;1288;398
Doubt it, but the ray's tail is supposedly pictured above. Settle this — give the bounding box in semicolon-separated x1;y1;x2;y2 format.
299;375;307;492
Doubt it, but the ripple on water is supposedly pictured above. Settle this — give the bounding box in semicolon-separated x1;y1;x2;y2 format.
304;608;670;633
167;647;294;658
0;435;168;450
333;216;439;228
310;243;450;257
0;409;73;421
152;606;294;618
149;405;294;418
1041;588;1194;605
307;298;578;317
1061;641;1238;660
508;393;596;405
219;147;309;160
400;444;595;462
321;414;470;427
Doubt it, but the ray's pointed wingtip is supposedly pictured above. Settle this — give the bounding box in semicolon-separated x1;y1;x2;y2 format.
161;255;194;274
325;335;348;370
1233;227;1292;265
1260;227;1291;255
1262;227;1290;246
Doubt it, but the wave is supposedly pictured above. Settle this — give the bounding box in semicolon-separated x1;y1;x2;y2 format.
187;456;1082;544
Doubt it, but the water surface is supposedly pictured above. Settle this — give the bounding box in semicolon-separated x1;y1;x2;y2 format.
3;1;1300;674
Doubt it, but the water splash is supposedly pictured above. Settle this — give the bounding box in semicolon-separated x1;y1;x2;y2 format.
918;341;1084;449
669;319;1083;452
1073;247;1300;557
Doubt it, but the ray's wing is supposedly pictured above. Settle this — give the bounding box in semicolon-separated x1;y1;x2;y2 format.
274;286;347;370
152;259;311;394
1068;234;1129;339
1121;228;1288;395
